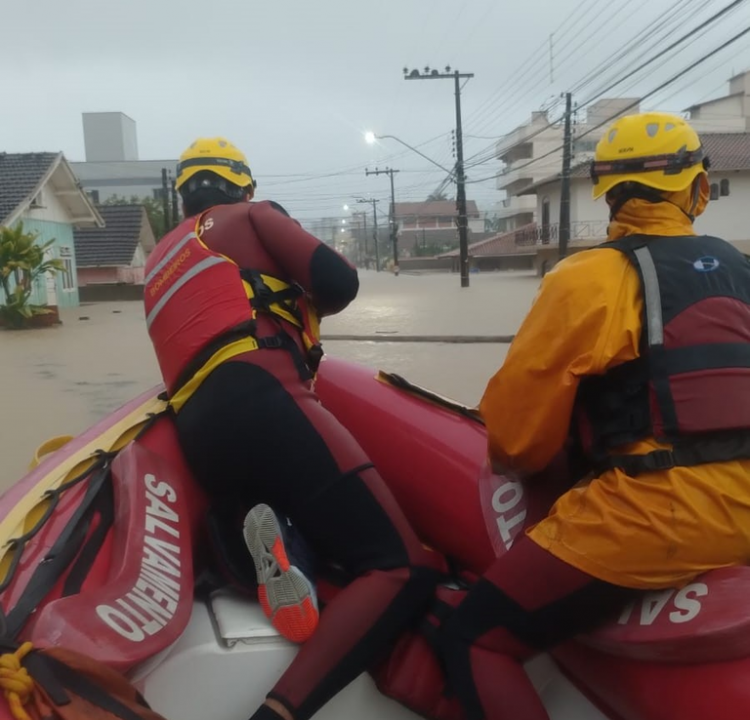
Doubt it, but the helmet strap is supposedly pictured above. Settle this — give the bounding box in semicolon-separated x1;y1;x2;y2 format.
607;184;665;221
686;177;702;222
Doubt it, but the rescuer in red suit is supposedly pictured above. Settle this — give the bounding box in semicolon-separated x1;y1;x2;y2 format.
143;137;441;720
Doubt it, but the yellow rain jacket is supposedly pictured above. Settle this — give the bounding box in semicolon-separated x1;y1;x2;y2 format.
479;191;750;590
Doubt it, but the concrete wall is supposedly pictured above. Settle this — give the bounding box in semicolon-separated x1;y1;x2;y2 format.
474;255;534;272
695;172;750;242
691;95;744;123
78;266;145;286
398;257;454;272
79;284;145;302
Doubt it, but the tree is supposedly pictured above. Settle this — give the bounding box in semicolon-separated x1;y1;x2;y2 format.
102;194;169;238
427;191;449;202
484;214;502;233
0;223;64;329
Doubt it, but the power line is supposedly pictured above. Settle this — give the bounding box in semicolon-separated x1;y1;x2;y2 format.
462;0;602;130
462;0;713;165
578;0;746;105
465;22;750;185
462;2;748;174
571;0;702;96
467;0;643;138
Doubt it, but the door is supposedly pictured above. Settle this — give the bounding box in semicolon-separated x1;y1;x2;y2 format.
541;197;550;245
44;247;58;307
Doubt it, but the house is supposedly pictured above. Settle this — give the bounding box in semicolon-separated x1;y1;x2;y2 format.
493;98;640;234
0;152;103;309
394;200;482;254
73;204;156;287
685;70;750;132
429;132;750;277
518;132;750;252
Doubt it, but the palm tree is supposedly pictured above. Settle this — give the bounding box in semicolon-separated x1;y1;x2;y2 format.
0;223;64;328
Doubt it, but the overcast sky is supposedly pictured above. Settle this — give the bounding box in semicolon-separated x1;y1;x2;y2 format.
3;0;750;218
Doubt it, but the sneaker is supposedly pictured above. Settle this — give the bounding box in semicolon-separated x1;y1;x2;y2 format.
243;504;319;643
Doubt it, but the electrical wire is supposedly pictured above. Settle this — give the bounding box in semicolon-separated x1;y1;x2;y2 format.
461;0;748;173
464;22;750;185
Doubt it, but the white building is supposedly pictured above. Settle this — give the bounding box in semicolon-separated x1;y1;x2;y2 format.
70;113;177;204
685;70;750;133
519;132;750;249
494;99;640;233
82;112;139;163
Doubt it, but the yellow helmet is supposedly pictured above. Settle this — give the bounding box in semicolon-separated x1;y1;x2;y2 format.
590;112;707;200
176;137;254;191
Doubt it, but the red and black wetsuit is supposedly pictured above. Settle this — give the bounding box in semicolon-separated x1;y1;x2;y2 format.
145;200;441;720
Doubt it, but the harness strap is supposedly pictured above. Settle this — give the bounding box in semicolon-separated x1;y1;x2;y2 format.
257;331;316;382
6;465;113;639
61;478;115;598
240;269;304;320
170;320;258;397
594;433;750;477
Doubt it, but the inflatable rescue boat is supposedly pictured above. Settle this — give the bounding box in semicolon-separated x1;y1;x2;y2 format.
1;356;750;720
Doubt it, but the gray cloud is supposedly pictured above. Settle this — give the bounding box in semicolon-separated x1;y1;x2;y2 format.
3;0;749;217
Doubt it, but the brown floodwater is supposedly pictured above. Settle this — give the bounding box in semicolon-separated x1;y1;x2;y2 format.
0;270;540;486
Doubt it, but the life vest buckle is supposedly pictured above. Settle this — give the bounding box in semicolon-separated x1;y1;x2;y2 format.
642;449;676;471
257;334;285;350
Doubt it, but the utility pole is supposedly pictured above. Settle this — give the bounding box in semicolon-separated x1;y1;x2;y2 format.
357;198;380;272
405;66;474;288
170;175;179;229
365;168;400;274
362;211;368;267
161;168;170;233
559;92;573;261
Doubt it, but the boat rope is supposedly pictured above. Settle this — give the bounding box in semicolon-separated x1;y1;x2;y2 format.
0;642;34;720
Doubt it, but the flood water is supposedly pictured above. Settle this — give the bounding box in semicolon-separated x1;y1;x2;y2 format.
0;270;540;486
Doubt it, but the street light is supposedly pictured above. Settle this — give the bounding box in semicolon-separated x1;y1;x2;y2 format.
365;131;454;176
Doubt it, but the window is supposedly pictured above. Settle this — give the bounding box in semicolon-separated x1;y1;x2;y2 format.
61;260;74;290
29;189;45;208
58;247;75;291
573;139;598;154
720;179;730;197
710;183;719;201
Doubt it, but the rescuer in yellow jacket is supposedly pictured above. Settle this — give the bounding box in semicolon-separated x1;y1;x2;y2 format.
419;113;750;720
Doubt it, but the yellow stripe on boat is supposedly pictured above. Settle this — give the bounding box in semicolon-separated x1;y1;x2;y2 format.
0;394;166;580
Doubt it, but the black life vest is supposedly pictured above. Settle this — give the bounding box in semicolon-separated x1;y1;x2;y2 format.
576;234;750;477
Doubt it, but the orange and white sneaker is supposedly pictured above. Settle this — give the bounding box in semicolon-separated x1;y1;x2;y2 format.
242;504;319;643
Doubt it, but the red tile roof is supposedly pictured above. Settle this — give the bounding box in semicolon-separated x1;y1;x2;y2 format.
701;132;750;171
394;200;480;219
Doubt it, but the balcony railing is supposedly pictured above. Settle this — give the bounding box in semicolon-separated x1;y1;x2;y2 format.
514;220;608;247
